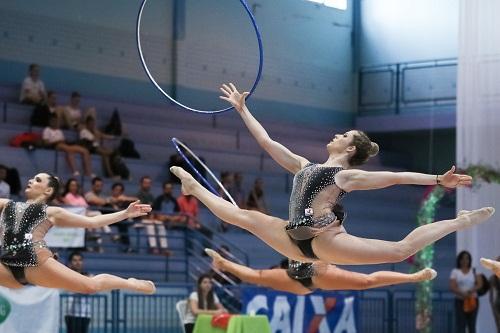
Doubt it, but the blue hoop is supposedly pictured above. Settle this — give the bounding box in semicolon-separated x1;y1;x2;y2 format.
137;0;264;114
171;137;238;207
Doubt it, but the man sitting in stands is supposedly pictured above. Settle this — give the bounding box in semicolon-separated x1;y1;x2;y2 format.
137;176;170;256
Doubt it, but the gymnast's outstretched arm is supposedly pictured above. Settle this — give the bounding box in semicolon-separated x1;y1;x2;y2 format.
219;83;309;174
48;200;151;228
336;166;472;192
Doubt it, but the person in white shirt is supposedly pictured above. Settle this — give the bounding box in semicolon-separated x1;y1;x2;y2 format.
184;274;227;333
62;92;96;130
20;64;47;105
450;250;482;333
42;114;94;177
79;116;116;178
0;165;10;199
64;252;92;333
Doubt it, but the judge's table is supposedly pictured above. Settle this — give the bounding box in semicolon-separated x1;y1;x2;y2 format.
193;314;271;333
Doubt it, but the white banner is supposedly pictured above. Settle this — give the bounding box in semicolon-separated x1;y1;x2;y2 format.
0;286;59;333
45;206;86;248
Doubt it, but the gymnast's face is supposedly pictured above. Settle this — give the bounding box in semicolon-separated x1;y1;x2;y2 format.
326;130;357;155
25;173;52;200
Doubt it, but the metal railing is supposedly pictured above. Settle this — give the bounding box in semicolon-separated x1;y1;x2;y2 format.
58;288;457;333
358;58;457;115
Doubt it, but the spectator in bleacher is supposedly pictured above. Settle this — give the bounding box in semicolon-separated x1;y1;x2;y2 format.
84;177;111;210
168;153;185;184
177;192;212;253
109;182;138;253
42;114;94;178
0;165;10;199
137;176;154;204
30;90;64;127
79;116;116;178
450;250;482;333
2;165;21;197
177;193;199;229
246;178;268;214
184;274;227;333
20;63;46;105
219;171;234;202
64;251;92;333
62;92;96;130
137;176;170;256
153;182;181;225
232;172;246;208
62;178;109;253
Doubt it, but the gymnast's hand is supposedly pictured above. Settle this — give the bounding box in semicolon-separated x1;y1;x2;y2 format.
125;200;152;218
219;82;249;112
439;166;473;188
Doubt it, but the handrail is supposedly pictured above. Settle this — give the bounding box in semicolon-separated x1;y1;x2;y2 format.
358;57;458;115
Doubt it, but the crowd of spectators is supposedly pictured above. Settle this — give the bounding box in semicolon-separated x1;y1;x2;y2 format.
19;63;132;179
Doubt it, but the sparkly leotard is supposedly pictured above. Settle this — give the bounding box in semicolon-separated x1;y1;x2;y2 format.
0;201;54;284
285;163;346;259
286;260;316;290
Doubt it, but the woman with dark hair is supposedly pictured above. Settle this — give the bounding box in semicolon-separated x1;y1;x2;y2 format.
450;250;482;333
183;274;227;333
169;82;494;266
206;249;436;295
0;173;155;294
62;178;111;253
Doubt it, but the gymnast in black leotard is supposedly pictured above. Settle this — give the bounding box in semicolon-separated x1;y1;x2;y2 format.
0;172;155;294
205;249;437;295
169;82;491;266
286;163;346;259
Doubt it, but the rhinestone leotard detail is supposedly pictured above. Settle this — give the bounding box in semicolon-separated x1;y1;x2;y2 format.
0;201;53;267
286;163;346;240
286;260;317;290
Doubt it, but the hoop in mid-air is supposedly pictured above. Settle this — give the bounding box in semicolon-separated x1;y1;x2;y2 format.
137;0;263;114
171;137;238;207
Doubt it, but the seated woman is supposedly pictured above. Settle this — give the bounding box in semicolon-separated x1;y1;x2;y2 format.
62;178;111;252
205;248;436;295
79;116;117;178
42;115;94;178
183;274;227;333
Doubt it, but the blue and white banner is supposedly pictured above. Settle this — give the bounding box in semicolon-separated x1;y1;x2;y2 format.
0;286;60;333
243;287;358;333
45;206;86;248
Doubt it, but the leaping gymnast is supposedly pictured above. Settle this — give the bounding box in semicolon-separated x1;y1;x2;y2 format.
205;249;436;295
170;82;494;265
0;173;156;294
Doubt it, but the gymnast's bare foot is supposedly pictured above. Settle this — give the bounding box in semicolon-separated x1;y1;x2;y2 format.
414;268;437;282
480;258;500;277
205;248;227;270
456;207;495;230
128;278;156;294
170;166;199;196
